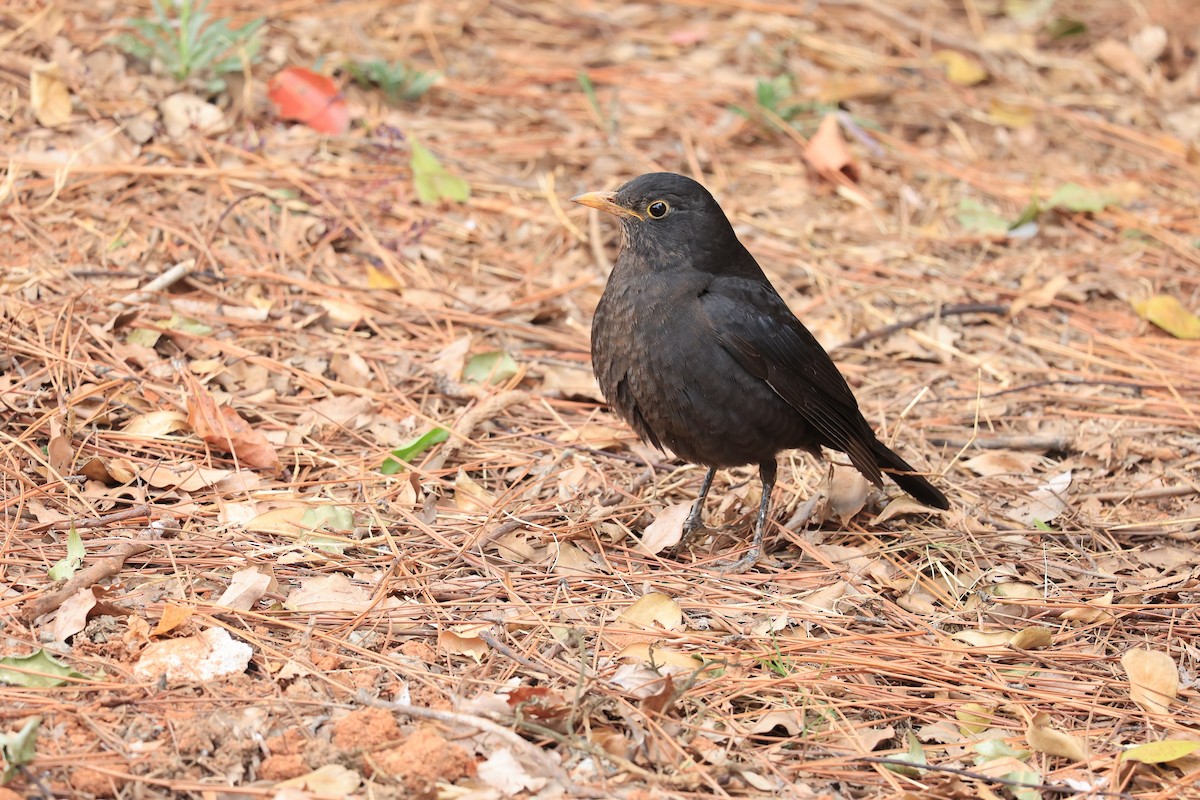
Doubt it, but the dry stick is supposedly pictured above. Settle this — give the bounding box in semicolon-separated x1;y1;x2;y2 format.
926;433;1071;452
355;691;603;797
106;259;195;314
834;303;1007;351
17;503;151;532
22;537;154;622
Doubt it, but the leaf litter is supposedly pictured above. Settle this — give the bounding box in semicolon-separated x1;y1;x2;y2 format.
2;0;1200;798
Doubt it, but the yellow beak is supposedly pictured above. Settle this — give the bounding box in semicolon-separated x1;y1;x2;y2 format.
571;191;644;220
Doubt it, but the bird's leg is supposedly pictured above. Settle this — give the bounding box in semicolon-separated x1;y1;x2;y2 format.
683;467;716;535
718;458;777;574
670;466;717;557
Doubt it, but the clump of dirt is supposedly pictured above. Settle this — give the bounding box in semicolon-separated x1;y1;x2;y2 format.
368;723;476;799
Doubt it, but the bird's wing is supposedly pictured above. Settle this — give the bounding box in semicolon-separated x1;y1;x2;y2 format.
699;278;883;484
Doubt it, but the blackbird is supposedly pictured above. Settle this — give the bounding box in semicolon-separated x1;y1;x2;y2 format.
573;172;949;572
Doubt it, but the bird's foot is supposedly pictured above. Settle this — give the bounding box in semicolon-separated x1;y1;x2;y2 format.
712;545;763;575
667;521;711;559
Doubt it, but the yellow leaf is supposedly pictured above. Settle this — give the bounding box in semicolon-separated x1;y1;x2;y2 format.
30;61;71;126
616;642;708;671
1026;712;1088;761
616;592;683;631
956;702;997;735
366;264;402;290
1009;627;1052;650
987;99;1035;128
1133;295;1200;339
1122;649;1178;715
933;50;988;85
1122;740;1200;764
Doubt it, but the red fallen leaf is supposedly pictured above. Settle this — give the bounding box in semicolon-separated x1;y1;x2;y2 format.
803;113;859;184
185;375;281;472
267;66;350;134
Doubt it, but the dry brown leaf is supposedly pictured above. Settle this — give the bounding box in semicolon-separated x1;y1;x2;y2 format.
438;625;490;663
1061;591;1116;625
30;61;71;127
824;465;870;524
1122;649;1178;715
186;378;281;472
639;503;691;554
214;567;272;611
152;603;193;636
1026;712;1088;761
1009;627;1052;650
453;468;495;512
616;592;683;631
803;113;859;186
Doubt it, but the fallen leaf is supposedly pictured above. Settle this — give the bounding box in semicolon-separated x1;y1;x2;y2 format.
1122;649;1178;715
1122;740;1200;764
277;764;362;794
824;464;870;524
185;379;281;472
639;503;691;554
477;747;546;795
438;625;490;663
411;140;470;204
616;592;683;631
933;50;988;85
214;567;272;611
268;67;350;134
1026;712;1088;761
1009;469;1071;526
804;114;859;183
30;61;71;126
160;93;226;139
1133;295;1200;340
453;468;495;512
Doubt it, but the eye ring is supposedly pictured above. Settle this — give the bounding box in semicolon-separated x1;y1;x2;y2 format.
646;200;670;219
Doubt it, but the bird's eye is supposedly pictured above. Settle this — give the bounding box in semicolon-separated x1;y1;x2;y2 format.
646;200;670;219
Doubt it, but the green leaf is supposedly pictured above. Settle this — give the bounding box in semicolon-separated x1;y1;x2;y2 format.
381;427;449;474
0;717;40;783
955;198;1010;235
1047;183;1111;213
410;141;470;204
1045;17;1086;39
1122;740;1200;764
47;527;85;582
164;313;213;336
462;351;518;385
300;505;355;532
885;731;927;776
0;651;88;688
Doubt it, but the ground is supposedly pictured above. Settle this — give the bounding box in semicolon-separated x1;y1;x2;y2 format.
2;0;1199;798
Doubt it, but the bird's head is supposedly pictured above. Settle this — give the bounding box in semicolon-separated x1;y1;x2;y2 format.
572;172;744;273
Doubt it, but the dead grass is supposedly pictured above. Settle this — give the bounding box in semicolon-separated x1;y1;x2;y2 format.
2;0;1199;797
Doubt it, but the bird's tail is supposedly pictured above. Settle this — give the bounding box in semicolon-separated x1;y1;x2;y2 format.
870;439;950;510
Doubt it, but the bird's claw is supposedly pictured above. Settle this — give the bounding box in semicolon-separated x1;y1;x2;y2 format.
713;546;763;574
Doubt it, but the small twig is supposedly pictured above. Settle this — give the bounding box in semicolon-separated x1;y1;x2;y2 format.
853;756;1133;798
424;387;530;472
926;433;1070;452
835;303;1007;351
107;259;195;313
17;504;152;532
22;529;157;622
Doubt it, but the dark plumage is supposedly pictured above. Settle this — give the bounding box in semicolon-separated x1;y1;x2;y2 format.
573;172;949;572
